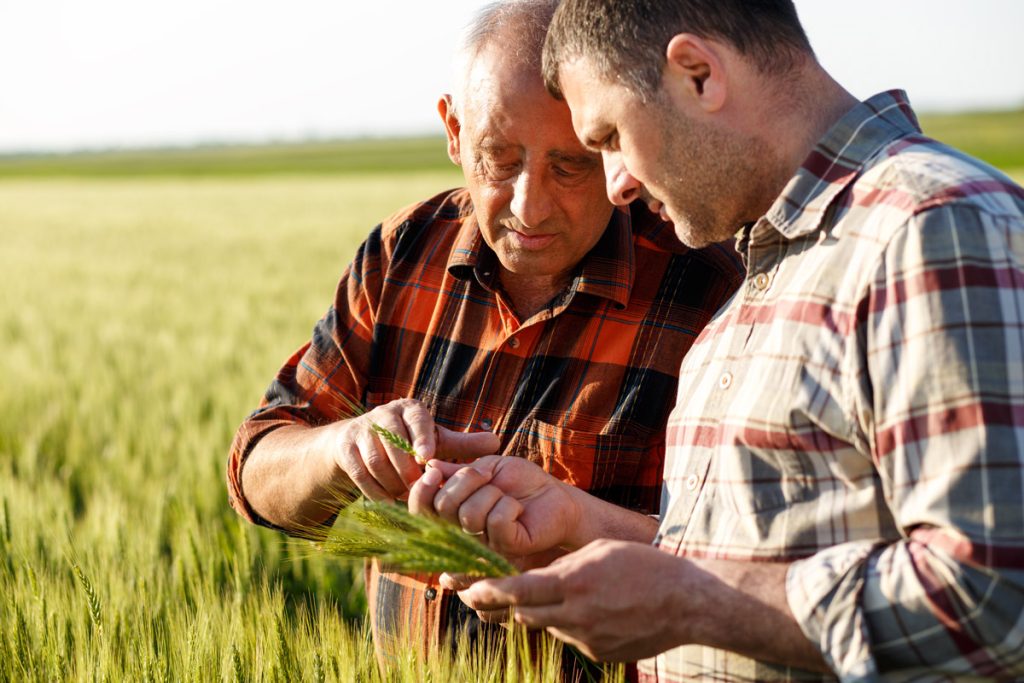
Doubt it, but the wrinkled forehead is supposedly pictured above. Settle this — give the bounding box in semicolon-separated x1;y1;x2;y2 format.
461;46;551;120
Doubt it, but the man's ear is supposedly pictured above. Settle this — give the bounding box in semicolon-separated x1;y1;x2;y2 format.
437;94;462;166
663;34;726;113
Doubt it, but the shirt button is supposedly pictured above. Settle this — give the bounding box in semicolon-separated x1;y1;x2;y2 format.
718;371;733;390
754;272;771;290
685;474;699;491
508;337;520;349
479;417;493;430
424;587;437;601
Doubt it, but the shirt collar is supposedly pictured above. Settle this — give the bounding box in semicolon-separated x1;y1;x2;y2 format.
446;205;637;310
764;90;921;240
446;211;495;286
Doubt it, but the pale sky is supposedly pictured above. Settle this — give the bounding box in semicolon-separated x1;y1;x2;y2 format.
0;0;1021;153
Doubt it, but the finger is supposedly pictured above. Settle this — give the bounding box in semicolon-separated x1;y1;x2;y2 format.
398;400;439;463
485;495;526;554
371;413;423;487
439;572;478;591
459;572;565;611
433;468;494;524
513;604;574;630
455;485;505;536
424;459;472;479
338;442;393;503
355;427;408;499
437;427;501;462
545;627;597;662
427;455;504;484
407;465;445;516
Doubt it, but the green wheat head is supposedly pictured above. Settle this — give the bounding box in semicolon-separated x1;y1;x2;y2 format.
301;492;518;578
68;558;103;637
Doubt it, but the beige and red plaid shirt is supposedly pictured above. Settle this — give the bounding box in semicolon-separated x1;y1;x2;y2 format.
645;91;1024;682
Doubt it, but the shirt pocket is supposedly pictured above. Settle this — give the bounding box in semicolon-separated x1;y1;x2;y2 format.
512;417;662;513
713;447;816;517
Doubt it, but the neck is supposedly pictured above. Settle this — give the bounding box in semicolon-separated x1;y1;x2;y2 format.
784;70;858;172
499;270;571;320
747;61;860;211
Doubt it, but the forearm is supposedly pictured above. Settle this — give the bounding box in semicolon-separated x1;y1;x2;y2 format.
240;423;353;531
566;485;659;548
682;558;830;673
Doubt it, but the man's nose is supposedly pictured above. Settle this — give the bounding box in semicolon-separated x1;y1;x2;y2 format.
604;152;641;206
510;170;553;228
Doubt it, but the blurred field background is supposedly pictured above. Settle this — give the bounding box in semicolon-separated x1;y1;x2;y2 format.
0;111;1020;680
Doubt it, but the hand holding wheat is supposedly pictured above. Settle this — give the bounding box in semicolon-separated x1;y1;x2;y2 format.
330;395;500;504
409;456;582;558
299;396;514;577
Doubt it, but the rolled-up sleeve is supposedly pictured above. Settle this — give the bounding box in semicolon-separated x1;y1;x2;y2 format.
788;203;1024;679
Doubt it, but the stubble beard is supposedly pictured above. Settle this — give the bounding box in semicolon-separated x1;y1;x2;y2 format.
653;104;777;249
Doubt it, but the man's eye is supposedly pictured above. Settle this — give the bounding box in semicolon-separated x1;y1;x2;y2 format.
485;159;520;179
553;165;583;179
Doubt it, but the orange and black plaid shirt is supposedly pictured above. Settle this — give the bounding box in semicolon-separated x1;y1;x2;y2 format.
227;187;743;656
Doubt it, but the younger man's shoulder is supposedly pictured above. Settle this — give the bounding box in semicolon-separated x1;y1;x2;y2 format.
864;135;1024;221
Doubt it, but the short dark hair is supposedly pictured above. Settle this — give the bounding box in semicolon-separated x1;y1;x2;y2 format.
543;0;813;99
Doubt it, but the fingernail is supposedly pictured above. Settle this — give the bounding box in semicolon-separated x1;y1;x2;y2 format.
421;467;442;487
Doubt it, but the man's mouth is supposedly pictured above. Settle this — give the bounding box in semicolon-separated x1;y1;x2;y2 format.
509;229;557;250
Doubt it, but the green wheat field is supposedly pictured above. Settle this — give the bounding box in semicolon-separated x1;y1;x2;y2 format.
1;110;1021;681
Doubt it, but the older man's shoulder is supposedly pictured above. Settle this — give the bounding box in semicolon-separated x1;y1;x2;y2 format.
378;187;475;240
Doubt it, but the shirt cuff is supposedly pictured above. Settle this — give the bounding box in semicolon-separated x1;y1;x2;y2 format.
786;540;881;681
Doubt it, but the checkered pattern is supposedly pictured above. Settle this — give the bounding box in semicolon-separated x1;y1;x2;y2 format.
225;187;744;657
643;91;1024;682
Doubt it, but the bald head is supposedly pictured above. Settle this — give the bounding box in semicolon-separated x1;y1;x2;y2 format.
450;0;560;116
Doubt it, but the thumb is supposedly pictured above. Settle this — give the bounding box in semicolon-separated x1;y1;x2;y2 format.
436;427;501;462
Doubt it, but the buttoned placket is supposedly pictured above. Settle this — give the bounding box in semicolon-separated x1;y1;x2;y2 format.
464;283;568;436
662;220;785;549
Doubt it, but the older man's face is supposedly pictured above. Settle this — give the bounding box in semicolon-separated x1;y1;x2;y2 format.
448;48;613;284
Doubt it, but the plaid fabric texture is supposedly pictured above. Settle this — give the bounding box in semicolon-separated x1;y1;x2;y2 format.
642;91;1024;682
226;187;744;658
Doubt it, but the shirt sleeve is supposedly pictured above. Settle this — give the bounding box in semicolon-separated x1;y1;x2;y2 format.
787;202;1024;679
225;224;388;527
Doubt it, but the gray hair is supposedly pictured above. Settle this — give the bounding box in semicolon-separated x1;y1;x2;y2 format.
450;0;560;116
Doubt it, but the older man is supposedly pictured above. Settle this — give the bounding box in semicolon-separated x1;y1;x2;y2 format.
226;0;742;664
428;0;1024;681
